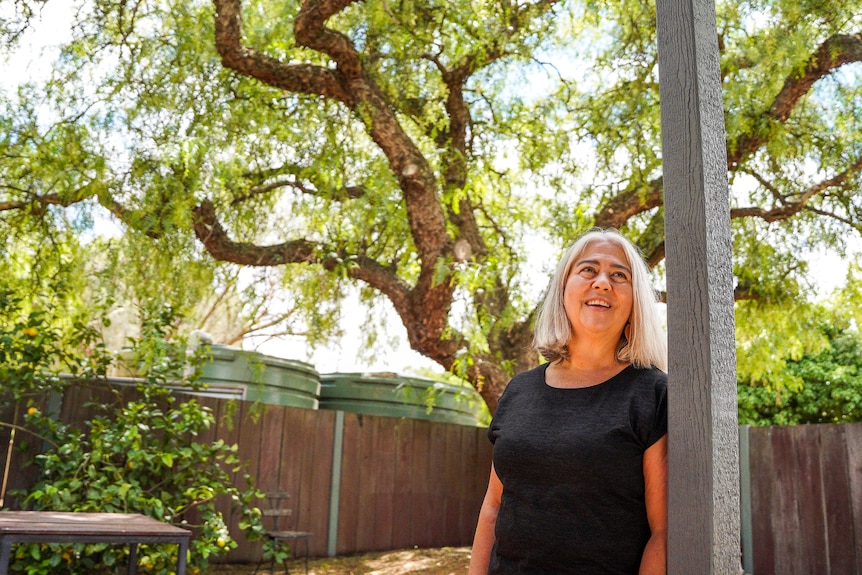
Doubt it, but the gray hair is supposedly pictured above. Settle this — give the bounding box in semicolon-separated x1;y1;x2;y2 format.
533;228;667;371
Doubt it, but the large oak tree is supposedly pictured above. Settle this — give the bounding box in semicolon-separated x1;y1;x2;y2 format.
1;0;861;411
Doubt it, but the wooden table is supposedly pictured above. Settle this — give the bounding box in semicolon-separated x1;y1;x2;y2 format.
0;511;191;575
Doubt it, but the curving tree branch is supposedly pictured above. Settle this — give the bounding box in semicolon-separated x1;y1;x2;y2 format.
731;152;862;222
729;32;862;167
594;178;664;230
212;0;352;102
208;0;482;375
595;32;862;240
190;198;464;363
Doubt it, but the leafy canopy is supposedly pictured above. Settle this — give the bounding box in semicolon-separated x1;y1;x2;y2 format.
0;0;860;410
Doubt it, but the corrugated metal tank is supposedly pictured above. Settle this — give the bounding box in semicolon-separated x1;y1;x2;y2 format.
318;372;484;426
201;345;320;409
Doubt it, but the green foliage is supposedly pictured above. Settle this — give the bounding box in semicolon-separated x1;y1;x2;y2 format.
4;305;270;575
0;289;109;402
734;298;828;391
738;321;862;426
1;0;861;408
736;259;862;425
407;368;493;426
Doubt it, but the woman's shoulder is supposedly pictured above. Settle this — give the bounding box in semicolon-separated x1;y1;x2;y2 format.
625;365;668;401
629;364;667;381
509;362;550;386
497;363;548;399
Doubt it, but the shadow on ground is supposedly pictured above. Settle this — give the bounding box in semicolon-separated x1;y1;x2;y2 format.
211;546;472;575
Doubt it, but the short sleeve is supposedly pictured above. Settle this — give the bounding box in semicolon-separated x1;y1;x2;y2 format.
487;388;510;445
646;375;667;448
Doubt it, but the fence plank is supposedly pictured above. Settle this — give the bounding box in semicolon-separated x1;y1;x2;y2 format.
410;420;433;548
819;424;856;574
443;425;463;545
392;419;415;550
215;399;245;563
229;401;265;562
180;395;219;539
792;425;828;575
307;409;334;556
749;426;775;575
428;421;449;547
372;417;396;550
355;415;379;552
277;408;305;523
458;426;479;543
771;427;804;574
256;404;287;492
845;423;862;575
335;413;361;555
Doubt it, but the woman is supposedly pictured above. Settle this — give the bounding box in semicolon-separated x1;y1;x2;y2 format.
469;228;668;575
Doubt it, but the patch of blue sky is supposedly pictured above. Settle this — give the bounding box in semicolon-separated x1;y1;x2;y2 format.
0;0;74;89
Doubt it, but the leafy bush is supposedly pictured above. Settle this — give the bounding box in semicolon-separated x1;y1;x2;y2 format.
2;302;270;574
0;288;110;401
738;322;862;426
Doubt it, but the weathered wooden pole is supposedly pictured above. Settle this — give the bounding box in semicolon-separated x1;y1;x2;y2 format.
655;0;742;573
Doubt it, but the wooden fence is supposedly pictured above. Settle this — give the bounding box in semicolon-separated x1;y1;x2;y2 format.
0;384;493;562
3;387;862;571
743;423;862;575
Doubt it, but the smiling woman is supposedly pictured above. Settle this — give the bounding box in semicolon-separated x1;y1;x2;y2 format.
561;239;634;360
470;228;669;575
534;228;668;373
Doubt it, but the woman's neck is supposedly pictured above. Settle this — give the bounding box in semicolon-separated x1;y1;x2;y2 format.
546;355;629;389
567;333;620;367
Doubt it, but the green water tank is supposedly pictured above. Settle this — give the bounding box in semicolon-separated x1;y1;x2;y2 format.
318;372;484;426
201;345;321;409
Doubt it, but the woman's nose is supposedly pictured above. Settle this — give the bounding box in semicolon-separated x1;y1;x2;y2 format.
592;272;611;290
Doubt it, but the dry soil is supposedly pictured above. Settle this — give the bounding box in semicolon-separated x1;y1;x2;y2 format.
210;546;471;575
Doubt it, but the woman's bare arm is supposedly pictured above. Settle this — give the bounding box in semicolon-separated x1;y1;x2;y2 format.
639;434;668;575
469;463;503;575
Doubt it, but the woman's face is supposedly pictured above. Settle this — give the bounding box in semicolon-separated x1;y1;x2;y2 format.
562;239;634;343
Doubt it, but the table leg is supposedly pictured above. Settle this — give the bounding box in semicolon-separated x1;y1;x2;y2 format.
127;542;138;575
0;538;12;575
176;539;189;575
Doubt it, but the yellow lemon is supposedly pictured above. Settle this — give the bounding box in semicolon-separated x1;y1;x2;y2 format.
216;537;227;548
22;327;38;337
127;461;135;470
27;407;39;416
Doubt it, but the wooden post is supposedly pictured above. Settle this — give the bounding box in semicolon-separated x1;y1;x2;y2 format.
655;0;742;573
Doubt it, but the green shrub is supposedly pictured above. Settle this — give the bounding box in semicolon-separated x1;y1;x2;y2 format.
738;323;862;426
3;303;271;574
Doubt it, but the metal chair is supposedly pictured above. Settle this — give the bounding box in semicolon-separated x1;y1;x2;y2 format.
253;492;311;575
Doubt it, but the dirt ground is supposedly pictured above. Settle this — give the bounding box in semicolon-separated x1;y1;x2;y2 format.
210;546;472;575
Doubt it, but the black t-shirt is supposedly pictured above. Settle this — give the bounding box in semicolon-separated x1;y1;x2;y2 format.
487;363;668;575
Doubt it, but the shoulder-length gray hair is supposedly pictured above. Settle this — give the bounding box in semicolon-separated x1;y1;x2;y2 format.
533;228;668;371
